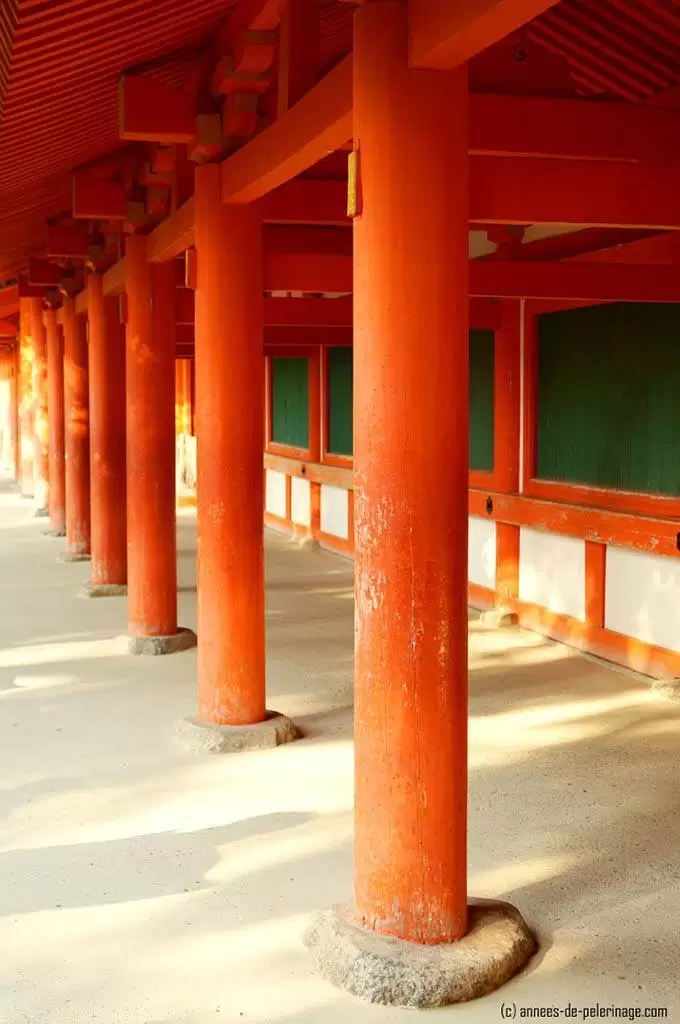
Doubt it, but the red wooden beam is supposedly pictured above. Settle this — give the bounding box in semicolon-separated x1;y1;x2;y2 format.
469;260;680;302
262;179;348;225
483;228;660;264
73;172;128;220
408;0;559;70
469;298;503;330
265;252;352;291
470;156;680;229
264;296;352;326
102;259;126;297
175;287;194;326
0;285;19;310
147;198;195;263
267;225;352;257
221;55;352;203
264;325;352;346
118;75;196;144
470;94;680;164
570;232;680;265
0;319;17;336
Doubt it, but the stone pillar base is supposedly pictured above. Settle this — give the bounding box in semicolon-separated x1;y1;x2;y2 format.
293;535;320;552
479;609;519;629
57;551;91;563
176;710;298;754
651;678;680;701
79;582;127;599
43;527;66;538
127;627;197;657
33;506;49;518
304;899;536;1009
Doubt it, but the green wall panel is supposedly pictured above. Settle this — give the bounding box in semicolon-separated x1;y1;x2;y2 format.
537;303;680;497
271;356;309;449
469;329;495;472
327;347;353;456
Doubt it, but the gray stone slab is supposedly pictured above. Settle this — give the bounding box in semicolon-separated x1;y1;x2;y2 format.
304;899;536;1008
79;582;128;599
176;710;299;754
127;627;197;657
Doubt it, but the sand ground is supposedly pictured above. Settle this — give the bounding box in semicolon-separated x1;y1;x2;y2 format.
1;476;679;1023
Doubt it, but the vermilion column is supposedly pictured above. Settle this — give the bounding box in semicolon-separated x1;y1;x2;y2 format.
0;348;12;472
18;299;34;497
181;164;295;751
44;307;66;536
12;341;20;482
306;6;534;1006
44;309;66;535
62;299;91;560
86;274;127;595
29;298;49;514
351;1;469;946
194;165;265;724
175;358;192;436
125;236;192;654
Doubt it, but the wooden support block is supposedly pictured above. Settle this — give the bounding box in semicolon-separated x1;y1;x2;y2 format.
46;224;92;259
119;75;196;144
222;93;259;139
221;56;352;203
28;257;69;288
188;114;225;165
73;173;128;219
17;275;48;298
212;58;272;96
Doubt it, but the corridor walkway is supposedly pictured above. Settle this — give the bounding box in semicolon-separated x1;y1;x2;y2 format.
1;478;679;1023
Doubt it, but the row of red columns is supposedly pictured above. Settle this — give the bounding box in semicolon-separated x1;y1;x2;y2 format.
5;13;467;948
0;4;534;997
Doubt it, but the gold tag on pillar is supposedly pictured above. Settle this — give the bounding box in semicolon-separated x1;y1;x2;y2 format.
347;149;361;218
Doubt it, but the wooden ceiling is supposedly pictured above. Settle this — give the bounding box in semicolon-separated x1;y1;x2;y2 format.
1;0;680;288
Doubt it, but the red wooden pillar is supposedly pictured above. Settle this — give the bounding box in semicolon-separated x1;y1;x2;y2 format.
0;349;11;472
194;165;265;723
180;164;295;751
175;358;192;436
44;308;66;535
29;298;49;514
62;299;91;559
86;274;127;594
18;299;34;498
494;301;522;611
11;340;20;483
352;0;469;946
125;236;192;654
305;2;534;1006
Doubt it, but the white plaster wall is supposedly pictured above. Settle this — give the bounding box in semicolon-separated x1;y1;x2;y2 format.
265;470;287;519
519;527;586;621
290;476;311;527
605;546;680;653
320;485;349;539
468;516;496;588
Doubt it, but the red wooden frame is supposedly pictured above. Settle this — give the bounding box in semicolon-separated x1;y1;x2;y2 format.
320;344;353;470
521;303;680;520
265;346;320;462
469;301;521;494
